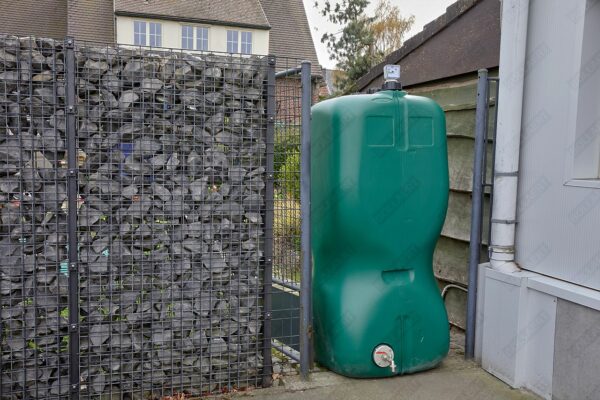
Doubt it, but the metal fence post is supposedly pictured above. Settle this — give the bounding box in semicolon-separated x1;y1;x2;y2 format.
465;69;489;359
262;55;276;387
299;61;312;378
64;36;80;397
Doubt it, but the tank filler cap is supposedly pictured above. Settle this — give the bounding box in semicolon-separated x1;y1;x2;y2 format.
382;65;402;91
373;344;397;373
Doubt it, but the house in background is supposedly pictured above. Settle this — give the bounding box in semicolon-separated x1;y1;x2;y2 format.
113;0;271;55
1;0;323;120
356;0;500;333
258;0;324;118
1;0;321;69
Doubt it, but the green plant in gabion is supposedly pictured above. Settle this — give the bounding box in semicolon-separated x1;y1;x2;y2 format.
274;125;302;200
274;125;300;169
278;151;300;201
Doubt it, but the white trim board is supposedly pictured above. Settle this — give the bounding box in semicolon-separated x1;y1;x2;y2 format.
483;264;600;311
526;275;600;312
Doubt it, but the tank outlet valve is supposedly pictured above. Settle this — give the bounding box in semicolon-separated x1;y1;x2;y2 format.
373;344;396;373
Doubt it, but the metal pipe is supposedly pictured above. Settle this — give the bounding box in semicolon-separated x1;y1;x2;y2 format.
465;69;489;359
275;66;302;79
262;55;277;386
272;277;300;292
299;60;312;379
261;55;276;388
488;79;501;256
272;339;301;362
489;0;530;273
441;284;468;299
64;36;80;398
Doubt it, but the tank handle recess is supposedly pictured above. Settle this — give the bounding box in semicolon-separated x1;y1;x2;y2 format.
382;65;402;91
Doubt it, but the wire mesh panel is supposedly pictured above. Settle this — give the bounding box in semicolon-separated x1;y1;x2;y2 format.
0;33;315;398
0;36;71;398
0;33;275;399
270;59;304;356
73;43;269;398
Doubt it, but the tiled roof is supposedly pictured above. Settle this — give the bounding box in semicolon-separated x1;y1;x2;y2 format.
259;0;322;76
114;0;271;29
356;0;489;90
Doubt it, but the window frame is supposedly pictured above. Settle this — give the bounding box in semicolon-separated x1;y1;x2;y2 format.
133;20;162;47
564;0;600;187
241;31;253;54
181;25;210;51
133;20;147;46
181;25;194;50
227;30;239;53
148;22;162;47
197;27;209;51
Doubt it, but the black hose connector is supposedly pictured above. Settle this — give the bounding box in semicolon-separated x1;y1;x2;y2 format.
381;80;402;91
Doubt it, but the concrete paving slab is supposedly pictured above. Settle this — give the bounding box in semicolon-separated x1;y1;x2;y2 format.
236;350;539;400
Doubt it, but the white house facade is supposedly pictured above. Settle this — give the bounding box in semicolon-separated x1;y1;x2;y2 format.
115;15;270;55
476;1;600;399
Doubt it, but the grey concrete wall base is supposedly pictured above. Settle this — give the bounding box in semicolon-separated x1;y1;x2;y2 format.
477;263;600;400
553;300;600;400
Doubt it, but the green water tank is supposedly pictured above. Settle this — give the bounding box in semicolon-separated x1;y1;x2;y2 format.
311;83;450;378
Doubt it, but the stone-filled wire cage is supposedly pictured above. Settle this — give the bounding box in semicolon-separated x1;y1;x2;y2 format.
0;34;309;399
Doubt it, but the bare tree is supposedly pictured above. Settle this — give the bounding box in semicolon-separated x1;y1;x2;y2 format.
370;0;415;62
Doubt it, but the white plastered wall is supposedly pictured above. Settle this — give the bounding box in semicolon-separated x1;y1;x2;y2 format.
115;16;269;55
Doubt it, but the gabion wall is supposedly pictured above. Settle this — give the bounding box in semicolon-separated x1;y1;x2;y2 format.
0;35;271;399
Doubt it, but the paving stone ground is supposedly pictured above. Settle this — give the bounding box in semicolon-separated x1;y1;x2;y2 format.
234;351;539;400
228;331;540;400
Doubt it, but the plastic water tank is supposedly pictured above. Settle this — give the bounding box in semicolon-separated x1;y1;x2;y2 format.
311;84;450;378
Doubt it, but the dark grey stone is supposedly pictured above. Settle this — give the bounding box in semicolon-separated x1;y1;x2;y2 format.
0;48;18;67
204;91;223;105
101;71;121;92
118;90;139;110
141;78;163;93
133;138;161;156
208;337;228;355
122;59;155;82
84;59;109;76
203;67;222;80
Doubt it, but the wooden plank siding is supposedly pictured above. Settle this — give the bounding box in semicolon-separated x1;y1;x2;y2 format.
354;0;500;331
407;69;498;329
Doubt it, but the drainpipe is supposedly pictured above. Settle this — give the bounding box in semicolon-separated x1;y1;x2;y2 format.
489;0;530;273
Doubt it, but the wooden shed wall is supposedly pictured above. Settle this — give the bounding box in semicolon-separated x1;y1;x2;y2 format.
407;69;498;329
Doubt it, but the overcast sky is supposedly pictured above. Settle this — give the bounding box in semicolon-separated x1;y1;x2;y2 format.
303;0;456;69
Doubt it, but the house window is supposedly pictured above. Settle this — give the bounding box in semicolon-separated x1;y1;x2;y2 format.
241;31;253;54
227;30;239;53
182;25;194;49
149;22;162;47
134;21;146;46
197;27;209;51
182;25;209;51
134;21;162;47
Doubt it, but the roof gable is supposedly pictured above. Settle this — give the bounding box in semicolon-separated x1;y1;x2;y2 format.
259;0;321;75
356;0;499;90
